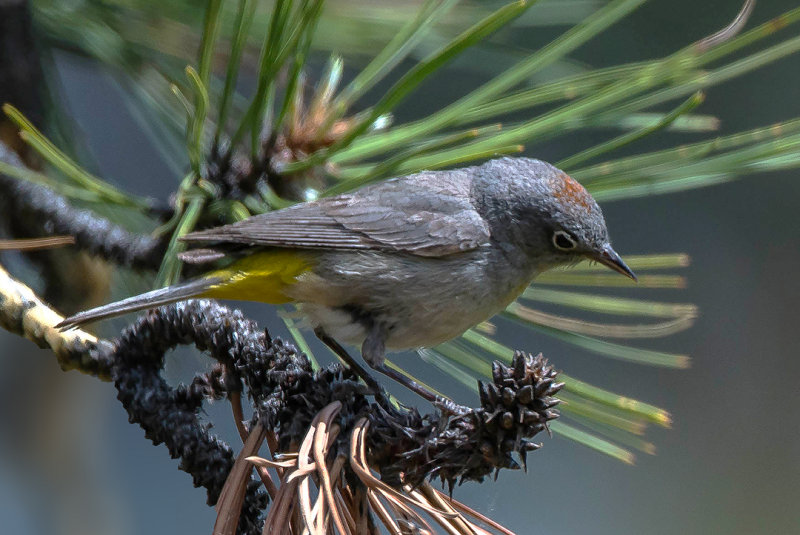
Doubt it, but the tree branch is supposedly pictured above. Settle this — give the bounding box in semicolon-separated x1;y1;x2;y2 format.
0;142;166;270
0;262;112;378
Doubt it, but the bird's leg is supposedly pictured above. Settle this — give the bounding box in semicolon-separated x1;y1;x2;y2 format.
315;325;466;413
362;324;465;414
313;327;384;398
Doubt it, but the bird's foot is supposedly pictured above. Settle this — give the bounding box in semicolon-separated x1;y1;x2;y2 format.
433;397;470;416
373;364;469;414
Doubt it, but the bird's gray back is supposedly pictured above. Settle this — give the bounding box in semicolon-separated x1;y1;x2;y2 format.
182;167;491;257
322;168;490;256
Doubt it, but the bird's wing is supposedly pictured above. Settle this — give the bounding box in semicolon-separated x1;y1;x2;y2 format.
181;175;490;257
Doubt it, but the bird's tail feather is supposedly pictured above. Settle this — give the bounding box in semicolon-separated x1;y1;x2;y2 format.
57;276;222;330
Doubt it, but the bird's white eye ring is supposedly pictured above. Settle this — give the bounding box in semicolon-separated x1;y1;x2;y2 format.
552;230;577;251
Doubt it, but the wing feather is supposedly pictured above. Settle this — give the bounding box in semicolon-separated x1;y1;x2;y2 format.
181;173;490;257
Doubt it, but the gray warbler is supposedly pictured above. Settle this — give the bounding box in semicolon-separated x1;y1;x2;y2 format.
59;157;636;401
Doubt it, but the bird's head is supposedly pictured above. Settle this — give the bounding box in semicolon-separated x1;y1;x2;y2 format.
476;157;636;280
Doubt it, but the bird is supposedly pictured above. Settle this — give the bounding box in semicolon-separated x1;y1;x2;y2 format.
58;157;635;401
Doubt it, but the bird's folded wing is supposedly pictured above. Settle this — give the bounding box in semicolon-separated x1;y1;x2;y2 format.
181;181;490;257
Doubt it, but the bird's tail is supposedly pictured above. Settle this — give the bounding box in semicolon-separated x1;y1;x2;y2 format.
57;276;222;330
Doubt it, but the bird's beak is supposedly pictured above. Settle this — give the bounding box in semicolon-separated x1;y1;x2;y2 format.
590;245;637;281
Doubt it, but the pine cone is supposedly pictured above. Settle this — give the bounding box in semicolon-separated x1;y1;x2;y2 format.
370;350;564;489
476;351;563;472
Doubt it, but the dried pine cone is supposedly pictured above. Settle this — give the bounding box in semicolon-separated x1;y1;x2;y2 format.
370;350;563;489
476;351;563;473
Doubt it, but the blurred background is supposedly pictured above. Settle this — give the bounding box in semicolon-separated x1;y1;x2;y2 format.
1;0;798;533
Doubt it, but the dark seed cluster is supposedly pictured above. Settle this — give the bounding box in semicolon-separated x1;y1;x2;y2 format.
234;327;372;456
477;352;563;471
206;144;261;201
369;351;563;490
107;300;373;534
110;300;274;534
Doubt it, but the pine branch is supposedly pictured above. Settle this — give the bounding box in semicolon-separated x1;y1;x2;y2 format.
0;141;166;269
0;264;562;532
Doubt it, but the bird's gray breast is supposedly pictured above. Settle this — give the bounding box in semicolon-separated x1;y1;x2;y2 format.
289;245;538;350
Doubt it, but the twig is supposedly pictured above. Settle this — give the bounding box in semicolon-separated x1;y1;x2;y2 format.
0;235;75;250
0;262;112;378
0;141;166;270
214;422;267;535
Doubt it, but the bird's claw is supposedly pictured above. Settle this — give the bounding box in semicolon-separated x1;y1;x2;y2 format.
434;397;470;416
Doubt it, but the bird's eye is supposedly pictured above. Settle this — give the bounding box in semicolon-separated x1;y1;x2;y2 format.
552;230;577;251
